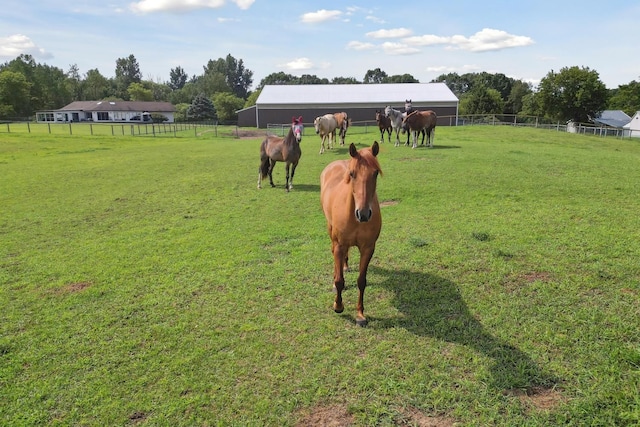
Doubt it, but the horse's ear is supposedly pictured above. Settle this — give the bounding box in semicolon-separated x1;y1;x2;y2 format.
298;116;303;123
349;143;358;158
372;141;379;157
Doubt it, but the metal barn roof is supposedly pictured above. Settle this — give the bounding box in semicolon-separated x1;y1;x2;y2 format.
257;83;458;107
593;110;632;128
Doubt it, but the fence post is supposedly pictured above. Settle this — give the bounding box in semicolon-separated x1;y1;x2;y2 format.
48;123;51;134
90;123;93;136
27;122;30;133
69;123;72;135
6;123;9;133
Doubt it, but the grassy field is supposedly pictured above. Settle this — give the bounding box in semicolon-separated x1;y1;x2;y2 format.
1;125;639;426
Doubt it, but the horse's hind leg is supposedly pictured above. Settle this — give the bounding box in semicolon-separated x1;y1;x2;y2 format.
268;160;276;187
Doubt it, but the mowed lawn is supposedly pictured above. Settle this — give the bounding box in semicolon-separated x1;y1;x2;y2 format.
1;125;639;426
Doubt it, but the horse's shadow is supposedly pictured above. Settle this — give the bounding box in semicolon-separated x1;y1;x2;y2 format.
358;265;557;391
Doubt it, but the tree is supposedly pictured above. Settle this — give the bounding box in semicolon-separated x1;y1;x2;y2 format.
386;74;419;83
505;80;532;115
66;64;83;101
363;68;388;84
331;77;360;84
187;93;216;121
432;72;474;97
608;80;640;116
84;69;110;100
459;85;504;115
213;92;244;122
115;54;142;99
259;72;297;88
168;66;187;90
537;66;608;122
244;89;260;108
204;54;253;99
127;82;153;101
0;70;32;118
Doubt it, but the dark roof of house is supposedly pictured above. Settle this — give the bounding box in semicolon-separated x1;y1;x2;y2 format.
58;101;175;112
593;110;631;128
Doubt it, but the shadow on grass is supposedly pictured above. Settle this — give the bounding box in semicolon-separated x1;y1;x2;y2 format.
365;265;558;391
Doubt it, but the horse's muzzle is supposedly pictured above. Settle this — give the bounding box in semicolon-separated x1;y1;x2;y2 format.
355;208;372;222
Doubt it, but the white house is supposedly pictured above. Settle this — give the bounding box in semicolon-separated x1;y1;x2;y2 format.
623;111;640;138
37;101;176;123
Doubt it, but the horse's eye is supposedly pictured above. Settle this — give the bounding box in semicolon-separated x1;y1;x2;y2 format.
349;171;355;178
374;171;379;178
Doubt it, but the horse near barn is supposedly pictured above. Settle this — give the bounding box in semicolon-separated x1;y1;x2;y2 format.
320;141;382;327
314;114;340;154
333;112;351;146
375;110;392;143
258;116;303;191
402;110;437;148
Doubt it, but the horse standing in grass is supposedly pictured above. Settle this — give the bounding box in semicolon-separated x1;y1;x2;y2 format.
375;110;392;143
333;112;351;146
320;141;382;327
384;106;405;147
314;114;339;154
258;116;303;191
402;110;437;148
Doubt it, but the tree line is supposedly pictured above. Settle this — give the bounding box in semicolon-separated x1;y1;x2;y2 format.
1;52;639;124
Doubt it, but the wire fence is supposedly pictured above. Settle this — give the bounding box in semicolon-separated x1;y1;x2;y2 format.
2;114;638;139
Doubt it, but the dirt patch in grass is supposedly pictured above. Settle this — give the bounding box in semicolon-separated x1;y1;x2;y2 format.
502;271;552;293
54;281;92;294
505;386;566;412
295;404;353;427
397;407;459;426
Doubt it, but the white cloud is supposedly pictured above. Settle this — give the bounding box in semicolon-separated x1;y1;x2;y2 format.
403;34;451;46
346;41;376;51
301;9;342;23
280;57;314;70
0;34;52;59
130;0;255;13
365;15;385;24
366;28;413;39
426;64;481;73
449;28;534;52
381;42;420;55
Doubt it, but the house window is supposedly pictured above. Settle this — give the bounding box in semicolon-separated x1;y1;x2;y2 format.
96;112;109;121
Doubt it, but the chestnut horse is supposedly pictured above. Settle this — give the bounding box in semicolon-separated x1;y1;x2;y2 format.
320;141;382;326
375;110;392;143
402;110;437;148
258;116;303;191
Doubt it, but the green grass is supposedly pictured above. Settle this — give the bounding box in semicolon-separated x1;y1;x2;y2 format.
1;126;639;426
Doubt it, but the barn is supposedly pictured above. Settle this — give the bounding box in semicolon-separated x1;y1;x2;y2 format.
237;83;459;128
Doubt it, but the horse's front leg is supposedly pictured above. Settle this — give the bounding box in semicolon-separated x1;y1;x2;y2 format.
285;162;295;192
355;245;375;327
332;241;346;314
412;131;418;149
319;136;325;154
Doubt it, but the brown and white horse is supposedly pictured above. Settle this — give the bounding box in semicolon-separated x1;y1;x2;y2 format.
258;116;303;191
402;110;437;148
320;141;382;326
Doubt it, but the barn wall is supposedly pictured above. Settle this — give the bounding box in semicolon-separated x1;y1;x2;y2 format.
251;105;458;128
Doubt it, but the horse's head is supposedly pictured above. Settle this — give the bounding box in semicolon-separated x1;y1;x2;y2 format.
313;116;322;134
384;106;391;117
291;122;303;142
346;141;381;223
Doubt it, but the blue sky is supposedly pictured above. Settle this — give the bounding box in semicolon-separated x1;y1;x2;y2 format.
1;0;638;90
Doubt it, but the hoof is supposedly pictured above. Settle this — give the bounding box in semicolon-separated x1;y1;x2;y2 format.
333;302;344;313
356;318;368;327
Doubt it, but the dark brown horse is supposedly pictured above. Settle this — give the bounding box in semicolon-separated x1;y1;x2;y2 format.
258;116;303;191
320;141;382;326
402;110;437;148
334;112;351;146
375;110;392;143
